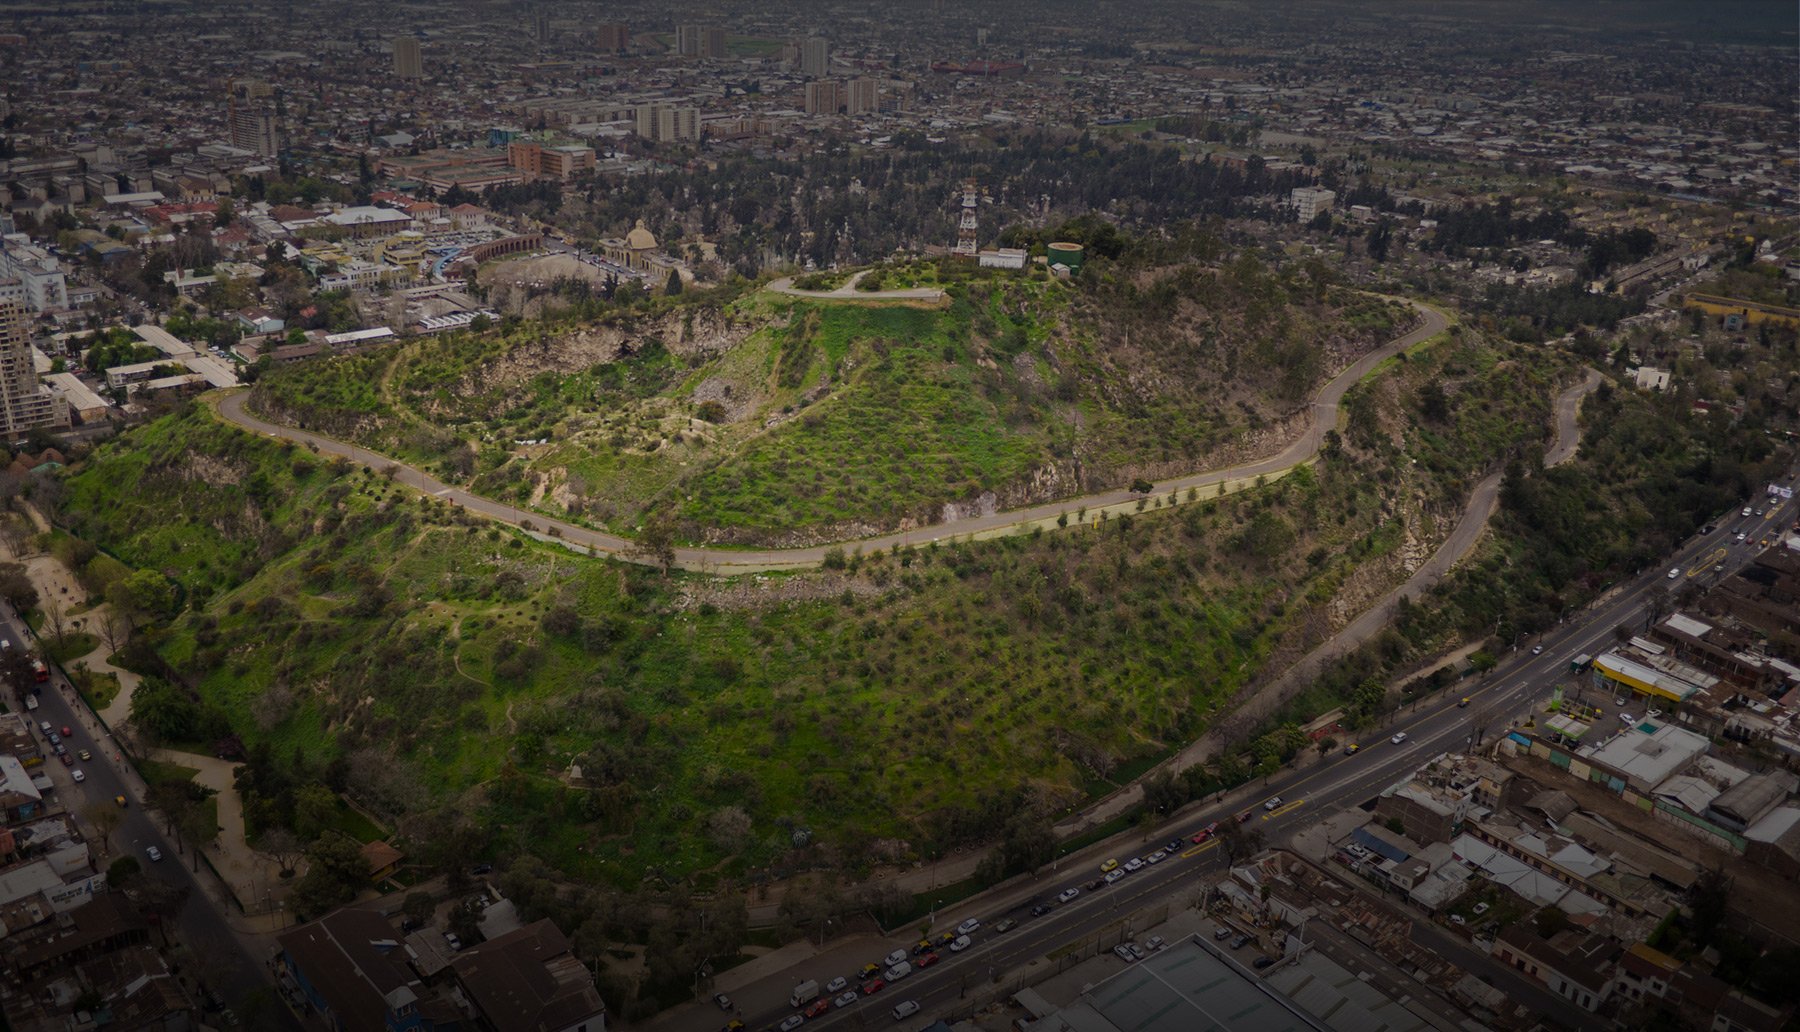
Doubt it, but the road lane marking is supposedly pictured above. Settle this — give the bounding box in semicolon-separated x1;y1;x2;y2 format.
1263;799;1305;820
1181;839;1220;858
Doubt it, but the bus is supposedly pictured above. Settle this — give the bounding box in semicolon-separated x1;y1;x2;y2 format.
1569;653;1592;675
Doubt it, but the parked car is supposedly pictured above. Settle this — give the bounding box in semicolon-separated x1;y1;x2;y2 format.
114;795;128;808
917;951;940;968
803;998;829;1019
1146;850;1167;865
71;769;84;783
76;748;90;761
1191;827;1213;844
1127;943;1146;961
59;753;72;767
713;993;732;1011
1229;933;1251;950
1213;926;1233;941
1145;936;1166;951
861;978;885;995
950;935;972;953
912;938;933;955
956;918;981;936
60;726;71;738
824;976;848;994
833;991;857;1008
1123;857;1145;872
1112;944;1135;962
1056;888;1079;904
443;932;462;951
994;917;1016;933
778;1016;804;1032
1236;809;1253;823
858;963;881;980
1031;903;1053;916
1164;838;1185;853
883;949;907;967
1263;796;1283;811
146;846;163;862
1104;869;1125;884
1345;742;1360;754
1099;858;1119;872
891;1001;920;1021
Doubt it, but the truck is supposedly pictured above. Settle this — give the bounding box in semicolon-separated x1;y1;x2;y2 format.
789;980;820;1008
24;694;38;711
884;960;912;982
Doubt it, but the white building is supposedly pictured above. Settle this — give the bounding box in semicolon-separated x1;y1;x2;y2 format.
0;241;68;313
1291;186;1337;222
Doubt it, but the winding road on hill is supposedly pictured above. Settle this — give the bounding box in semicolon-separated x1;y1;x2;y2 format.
215;300;1449;572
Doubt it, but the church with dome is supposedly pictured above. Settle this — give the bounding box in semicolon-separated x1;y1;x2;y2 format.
598;219;680;282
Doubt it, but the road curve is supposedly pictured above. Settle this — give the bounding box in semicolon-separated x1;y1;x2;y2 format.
213;301;1448;573
1054;366;1605;834
766;269;949;302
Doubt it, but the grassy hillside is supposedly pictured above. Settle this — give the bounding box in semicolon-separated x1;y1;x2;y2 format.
252;255;1411;546
60;325;1564;889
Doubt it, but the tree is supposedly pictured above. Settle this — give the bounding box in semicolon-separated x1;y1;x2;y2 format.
402;890;435;927
107;568;178;623
293;783;339;840
664;268;683;295
177;796;219;872
84;802;124;855
0;561;37;614
259;827;306;878
289;832;367;919
98;607;132;654
706;806;753;853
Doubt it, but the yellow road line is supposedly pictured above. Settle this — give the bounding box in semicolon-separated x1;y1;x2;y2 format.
1262;799;1306;820
1181;839;1221;859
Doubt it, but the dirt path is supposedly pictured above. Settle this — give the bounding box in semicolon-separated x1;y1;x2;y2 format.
213;301;1448;574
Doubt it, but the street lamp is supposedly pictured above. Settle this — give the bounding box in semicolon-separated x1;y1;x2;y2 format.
929;899;942;931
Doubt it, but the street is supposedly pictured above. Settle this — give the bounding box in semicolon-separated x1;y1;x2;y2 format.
5;607;290;1026
718;473;1799;1032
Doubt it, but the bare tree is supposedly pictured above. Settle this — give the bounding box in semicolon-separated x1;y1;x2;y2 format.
98;607;132;655
83;802;124;856
41;598;68;650
260;828;307;878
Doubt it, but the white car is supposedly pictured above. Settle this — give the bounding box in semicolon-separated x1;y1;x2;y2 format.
1104;868;1125;884
779;1016;804;1032
71;769;84;783
825;976;848;994
884;949;907;967
1123;857;1146;872
949;934;972;953
1145;935;1167;951
1620;713;1635;725
1264;796;1283;811
146;846;162;862
833;991;857;1008
1391;732;1407;744
892;1000;920;1020
1743;507;1753;517
1057;887;1079;903
1146;849;1167;865
955;918;980;936
1667;568;1680;579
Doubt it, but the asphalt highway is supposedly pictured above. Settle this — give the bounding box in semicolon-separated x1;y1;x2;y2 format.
732;471;1800;1032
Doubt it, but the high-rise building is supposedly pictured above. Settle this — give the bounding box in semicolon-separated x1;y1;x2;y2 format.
0;300;68;436
635;105;701;143
804;81;841;117
845;78;879;115
676;24;701;56
533;7;552;42
955;179;979;257
596;22;629;52
227;79;280;157
800;37;829;77
701;27;726;59
392;36;422;78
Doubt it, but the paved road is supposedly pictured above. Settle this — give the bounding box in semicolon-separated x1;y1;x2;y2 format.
214;302;1448;573
1057;366;1604;836
4;609;290;1027
711;471;1799;1032
766;270;948;302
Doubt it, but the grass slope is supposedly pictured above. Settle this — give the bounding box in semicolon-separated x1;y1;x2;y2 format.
61;328;1563;888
